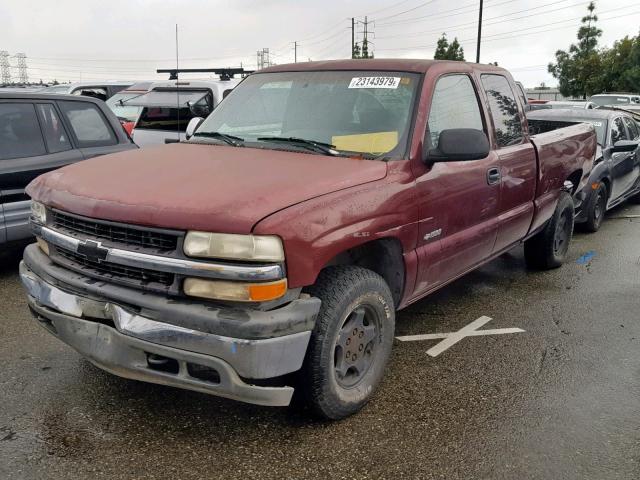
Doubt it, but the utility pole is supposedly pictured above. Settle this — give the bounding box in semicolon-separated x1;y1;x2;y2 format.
475;0;483;63
0;51;10;85
257;48;271;69
15;53;28;84
294;41;298;63
362;16;369;58
351;17;355;59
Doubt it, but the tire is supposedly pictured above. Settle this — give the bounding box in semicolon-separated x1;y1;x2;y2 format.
524;191;575;270
581;183;607;233
300;266;395;420
630;191;640;204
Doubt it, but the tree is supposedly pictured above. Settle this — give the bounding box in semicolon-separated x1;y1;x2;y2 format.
433;33;465;61
598;34;640;93
353;41;374;59
548;1;603;98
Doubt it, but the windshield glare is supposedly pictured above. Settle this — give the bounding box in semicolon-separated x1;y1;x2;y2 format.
590;95;630;106
196;71;420;158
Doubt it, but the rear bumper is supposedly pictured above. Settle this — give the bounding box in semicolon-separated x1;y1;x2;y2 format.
20;247;321;407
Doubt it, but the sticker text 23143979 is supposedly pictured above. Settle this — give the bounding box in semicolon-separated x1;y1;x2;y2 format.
348;77;401;89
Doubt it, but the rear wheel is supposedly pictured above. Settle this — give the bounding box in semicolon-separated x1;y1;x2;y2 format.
582;183;607;233
630;191;640;204
525;191;574;270
300;266;395;420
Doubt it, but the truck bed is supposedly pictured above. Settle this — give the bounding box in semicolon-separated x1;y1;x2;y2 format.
528;121;597;233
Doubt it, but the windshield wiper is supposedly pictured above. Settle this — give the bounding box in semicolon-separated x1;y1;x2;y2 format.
257;136;340;156
193;131;244;147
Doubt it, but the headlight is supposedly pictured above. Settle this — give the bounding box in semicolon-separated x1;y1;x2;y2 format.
183;231;284;262
31;201;47;224
183;278;288;302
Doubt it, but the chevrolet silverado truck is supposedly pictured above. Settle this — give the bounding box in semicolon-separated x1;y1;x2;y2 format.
20;60;596;419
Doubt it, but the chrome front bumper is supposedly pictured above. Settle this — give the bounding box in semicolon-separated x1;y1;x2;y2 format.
20;261;315;407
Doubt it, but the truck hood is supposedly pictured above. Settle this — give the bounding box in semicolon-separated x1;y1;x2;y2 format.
27;143;388;233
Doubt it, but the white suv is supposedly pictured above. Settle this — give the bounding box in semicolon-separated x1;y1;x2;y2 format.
126;75;243;147
589;93;640;107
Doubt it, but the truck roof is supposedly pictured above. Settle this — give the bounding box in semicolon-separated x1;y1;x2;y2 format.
260;59;509;75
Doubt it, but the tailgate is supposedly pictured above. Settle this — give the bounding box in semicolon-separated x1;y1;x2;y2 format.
529;122;597;197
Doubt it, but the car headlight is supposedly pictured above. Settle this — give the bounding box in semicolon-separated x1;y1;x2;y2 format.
183;278;288;302
30;201;47;224
183;231;285;262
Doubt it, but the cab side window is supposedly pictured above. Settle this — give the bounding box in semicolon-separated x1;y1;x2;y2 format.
480;74;523;147
427;74;484;148
622;117;639;140
611;117;629;144
0;103;46;160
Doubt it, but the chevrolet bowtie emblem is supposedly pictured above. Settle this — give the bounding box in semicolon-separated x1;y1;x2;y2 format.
76;240;109;263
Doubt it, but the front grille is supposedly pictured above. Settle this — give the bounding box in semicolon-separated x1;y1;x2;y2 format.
56;246;175;287
51;210;179;251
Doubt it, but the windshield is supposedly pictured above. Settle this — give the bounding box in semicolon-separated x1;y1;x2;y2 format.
566;118;607;145
106;92;144;122
589;95;630;106
196;70;421;159
550;103;586;109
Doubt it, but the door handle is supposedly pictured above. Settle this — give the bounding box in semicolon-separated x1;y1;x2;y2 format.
487;167;501;185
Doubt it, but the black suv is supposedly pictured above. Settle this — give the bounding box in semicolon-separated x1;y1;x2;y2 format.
0;93;136;248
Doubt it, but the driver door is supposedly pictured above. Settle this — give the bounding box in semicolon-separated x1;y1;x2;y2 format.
411;74;500;298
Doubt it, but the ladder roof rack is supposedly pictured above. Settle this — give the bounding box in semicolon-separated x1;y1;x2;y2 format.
156;68;254;81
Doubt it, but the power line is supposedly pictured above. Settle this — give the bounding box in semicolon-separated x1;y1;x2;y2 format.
367;0;415;16
375;8;640;52
376;0;527;27
376;0;591;40
374;0;436;21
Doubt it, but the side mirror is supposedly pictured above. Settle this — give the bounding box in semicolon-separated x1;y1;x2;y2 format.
185;117;204;140
424;128;490;164
611;140;639;153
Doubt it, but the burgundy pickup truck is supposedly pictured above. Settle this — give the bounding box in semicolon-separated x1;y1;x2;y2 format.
20;60;596;419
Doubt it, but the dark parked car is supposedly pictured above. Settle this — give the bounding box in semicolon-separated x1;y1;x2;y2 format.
528;108;640;231
0;92;136;248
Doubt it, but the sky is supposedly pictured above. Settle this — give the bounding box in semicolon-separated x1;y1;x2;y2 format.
1;0;639;88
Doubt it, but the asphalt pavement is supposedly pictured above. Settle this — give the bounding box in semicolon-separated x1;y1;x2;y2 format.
1;205;639;480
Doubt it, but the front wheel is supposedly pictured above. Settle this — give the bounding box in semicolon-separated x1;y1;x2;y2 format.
525;191;575;270
300;266;395;420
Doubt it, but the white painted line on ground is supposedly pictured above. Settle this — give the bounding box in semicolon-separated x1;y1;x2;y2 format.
396;316;525;357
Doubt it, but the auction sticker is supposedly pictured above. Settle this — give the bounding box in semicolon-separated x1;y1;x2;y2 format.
349;76;400;89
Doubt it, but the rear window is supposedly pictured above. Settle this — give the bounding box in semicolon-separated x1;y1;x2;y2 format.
106;92;144;123
481;74;524;147
58;101;117;147
0;103;46;160
135;107;195;132
133;91;213;132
